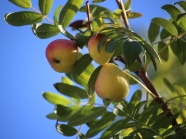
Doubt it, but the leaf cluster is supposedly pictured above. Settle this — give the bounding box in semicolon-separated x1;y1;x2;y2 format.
148;1;186;65
4;0;186;139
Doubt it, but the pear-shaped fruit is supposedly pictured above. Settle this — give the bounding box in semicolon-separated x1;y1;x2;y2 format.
95;63;130;102
88;34;113;65
46;39;78;73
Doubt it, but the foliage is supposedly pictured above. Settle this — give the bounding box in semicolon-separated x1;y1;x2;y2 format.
4;0;186;138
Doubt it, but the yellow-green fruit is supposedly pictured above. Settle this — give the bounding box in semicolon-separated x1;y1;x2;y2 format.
46;39;78;73
95;63;130;102
88;34;113;65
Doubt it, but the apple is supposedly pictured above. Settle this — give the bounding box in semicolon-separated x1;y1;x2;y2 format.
95;63;130;102
46;39;78;73
87;34;113;65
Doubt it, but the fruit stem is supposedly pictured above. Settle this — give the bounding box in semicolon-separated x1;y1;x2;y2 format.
124;71;156;98
86;1;92;31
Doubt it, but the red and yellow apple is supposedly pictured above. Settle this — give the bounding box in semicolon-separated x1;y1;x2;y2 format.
95;63;130;102
87;34;113;65
45;39;78;73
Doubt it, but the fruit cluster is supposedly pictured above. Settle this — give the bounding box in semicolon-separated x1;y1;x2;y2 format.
45;34;130;102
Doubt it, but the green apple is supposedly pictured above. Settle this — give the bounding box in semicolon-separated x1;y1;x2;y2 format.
95;63;130;102
88;34;113;65
46;39;78;73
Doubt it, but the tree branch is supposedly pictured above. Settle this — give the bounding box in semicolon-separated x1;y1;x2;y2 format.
135;70;180;131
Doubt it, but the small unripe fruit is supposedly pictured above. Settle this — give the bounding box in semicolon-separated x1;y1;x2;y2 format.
46;39;78;73
88;34;113;65
95;63;130;102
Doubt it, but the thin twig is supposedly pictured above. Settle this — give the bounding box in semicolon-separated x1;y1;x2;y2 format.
116;0;130;29
124;71;156;98
76;125;83;139
86;1;92;30
166;95;186;104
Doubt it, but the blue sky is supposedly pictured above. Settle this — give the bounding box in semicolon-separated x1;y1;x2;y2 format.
1;0;178;139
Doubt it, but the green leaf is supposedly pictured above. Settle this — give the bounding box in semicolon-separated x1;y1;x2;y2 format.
152;17;178;36
8;0;32;8
162;4;181;20
131;128;157;138
46;113;58;120
86;112;116;138
68;106;106;126
170;38;186;65
76;29;92;48
55;105;81;122
127;12;143;19
160;28;171;40
100;120;122;139
105;36;128;54
32;23;59;39
176;1;186;11
132;31;161;71
54;83;88;99
122;39;143;66
133;101;147;119
163;78;186;96
158;41;169;61
177;13;186;21
88;66;102;96
42;92;71;106
126;61;144;72
100;119;131;139
91;17;103;32
66;63;95;89
141;42;159;71
113;101;129;116
98;31;117;48
71;54;92;79
124;0;131;10
86;118;99;128
151;111;173;129
172;84;186;96
128;90;142;108
62;76;73;85
113;42;123;56
59;0;84;28
162;4;186;31
163;124;181;137
140;100;161;123
53;6;75;39
39;0;53;15
127;90;142;113
148;22;160;42
88;92;97;105
4;11;43;26
79;133;87;139
56;123;77;136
